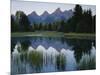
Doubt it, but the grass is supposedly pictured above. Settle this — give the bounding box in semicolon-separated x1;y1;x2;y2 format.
12;45;96;72
56;54;66;71
20;51;28;62
64;33;95;40
11;31;95;39
78;54;96;70
28;51;43;72
12;39;96;72
11;31;64;37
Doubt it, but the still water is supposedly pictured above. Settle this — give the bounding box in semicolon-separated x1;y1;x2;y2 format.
11;36;96;74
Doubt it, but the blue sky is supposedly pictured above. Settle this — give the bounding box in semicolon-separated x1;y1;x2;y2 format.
11;1;96;15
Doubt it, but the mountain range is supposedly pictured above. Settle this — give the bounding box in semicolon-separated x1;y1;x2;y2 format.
28;8;73;24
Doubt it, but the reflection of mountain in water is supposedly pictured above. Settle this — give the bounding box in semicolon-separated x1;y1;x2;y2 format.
11;36;95;62
11;40;96;74
11;37;71;52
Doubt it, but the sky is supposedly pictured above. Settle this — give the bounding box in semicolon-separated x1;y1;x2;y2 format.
11;0;96;15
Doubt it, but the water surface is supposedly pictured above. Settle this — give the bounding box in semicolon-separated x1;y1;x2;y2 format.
11;36;96;74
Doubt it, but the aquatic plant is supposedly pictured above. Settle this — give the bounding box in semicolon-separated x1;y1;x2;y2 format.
78;46;96;70
56;54;66;71
78;53;96;70
20;51;28;62
11;41;96;74
28;51;43;72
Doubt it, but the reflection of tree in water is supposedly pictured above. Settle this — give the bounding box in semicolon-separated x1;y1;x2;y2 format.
12;37;95;63
11;40;16;53
21;40;31;51
67;39;95;63
11;37;31;52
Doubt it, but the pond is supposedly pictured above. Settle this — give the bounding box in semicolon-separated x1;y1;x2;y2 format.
11;36;96;74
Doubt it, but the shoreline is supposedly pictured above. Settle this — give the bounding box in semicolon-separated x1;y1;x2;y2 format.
11;31;95;40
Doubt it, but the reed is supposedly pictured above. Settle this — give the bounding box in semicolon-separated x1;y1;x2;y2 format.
79;54;96;70
56;54;66;71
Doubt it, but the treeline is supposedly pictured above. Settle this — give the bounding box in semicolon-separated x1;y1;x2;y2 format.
11;4;96;33
11;11;33;32
65;5;96;33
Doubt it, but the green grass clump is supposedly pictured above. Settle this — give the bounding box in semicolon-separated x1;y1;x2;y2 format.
28;51;43;72
56;54;66;71
20;51;28;62
79;54;96;70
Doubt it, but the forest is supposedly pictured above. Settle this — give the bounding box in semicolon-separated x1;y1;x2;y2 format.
11;5;96;33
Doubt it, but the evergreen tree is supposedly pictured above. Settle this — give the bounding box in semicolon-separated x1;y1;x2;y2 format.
48;23;52;31
11;15;18;32
15;11;31;32
92;15;96;33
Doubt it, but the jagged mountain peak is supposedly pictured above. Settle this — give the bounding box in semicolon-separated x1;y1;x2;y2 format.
54;8;62;14
28;8;73;24
29;11;38;16
41;11;49;16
